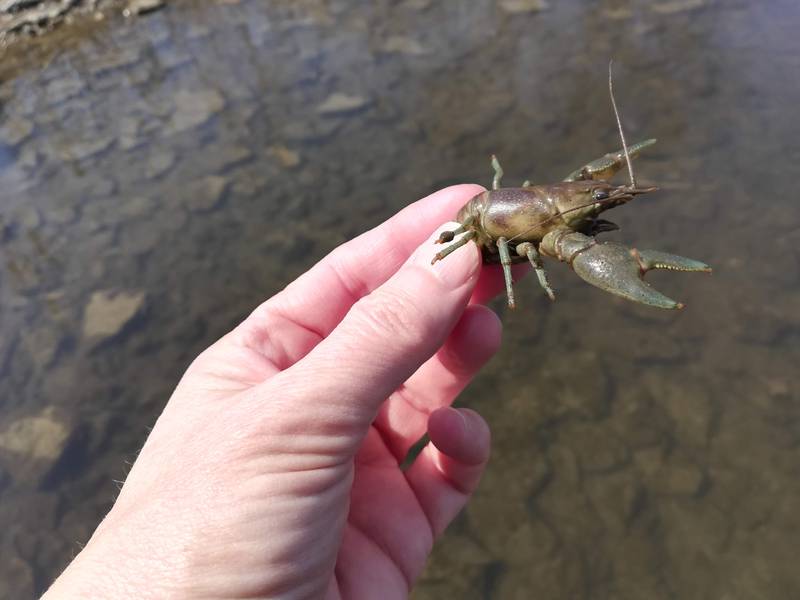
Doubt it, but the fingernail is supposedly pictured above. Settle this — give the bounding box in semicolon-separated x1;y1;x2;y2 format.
412;222;480;288
453;406;469;436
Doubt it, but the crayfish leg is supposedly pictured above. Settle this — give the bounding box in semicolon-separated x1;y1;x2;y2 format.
497;237;516;309
431;230;476;265
516;242;555;301
434;215;475;245
491;154;504;190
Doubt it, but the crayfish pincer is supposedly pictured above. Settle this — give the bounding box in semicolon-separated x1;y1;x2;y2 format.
432;73;711;310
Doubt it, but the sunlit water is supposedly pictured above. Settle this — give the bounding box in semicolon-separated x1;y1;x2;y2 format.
1;0;798;597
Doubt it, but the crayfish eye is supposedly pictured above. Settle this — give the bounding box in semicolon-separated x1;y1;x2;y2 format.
593;189;610;201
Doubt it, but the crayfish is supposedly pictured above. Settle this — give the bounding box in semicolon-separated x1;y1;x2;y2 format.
433;68;711;310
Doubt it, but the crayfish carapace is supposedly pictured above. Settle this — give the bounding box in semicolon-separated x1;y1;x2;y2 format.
433;66;711;310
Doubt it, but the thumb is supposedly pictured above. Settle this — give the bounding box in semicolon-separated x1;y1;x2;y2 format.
258;223;481;449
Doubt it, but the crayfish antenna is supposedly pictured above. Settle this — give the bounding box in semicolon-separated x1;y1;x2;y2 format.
608;60;636;188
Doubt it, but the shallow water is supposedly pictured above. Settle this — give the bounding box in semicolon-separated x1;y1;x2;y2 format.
1;0;798;597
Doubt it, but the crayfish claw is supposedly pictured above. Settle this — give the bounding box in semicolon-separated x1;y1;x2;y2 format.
564;138;657;182
570;241;709;310
632;249;712;274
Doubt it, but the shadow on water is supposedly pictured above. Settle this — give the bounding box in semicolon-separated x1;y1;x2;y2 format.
0;0;798;597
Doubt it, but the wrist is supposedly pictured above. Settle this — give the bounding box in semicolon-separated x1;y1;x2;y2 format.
42;515;172;599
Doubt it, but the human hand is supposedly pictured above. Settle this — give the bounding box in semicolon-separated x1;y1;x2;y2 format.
44;184;511;599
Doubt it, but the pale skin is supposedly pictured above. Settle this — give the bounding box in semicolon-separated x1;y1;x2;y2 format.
43;184;520;600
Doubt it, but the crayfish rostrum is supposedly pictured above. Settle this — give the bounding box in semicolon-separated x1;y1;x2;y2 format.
433;73;711;310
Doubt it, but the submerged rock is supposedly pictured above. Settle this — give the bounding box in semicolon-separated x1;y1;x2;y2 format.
117;115;143;151
17;146;39;171
0;117;33;146
183;175;228;212
1;0;166;40
82;289;146;341
658;462;708;496
282;118;343;142
0;0;43;11
20;322;65;369
499;0;549;14
14;205;41;229
60;135;115;162
0;406;71;486
167;88;226;134
123;0;164;18
88;46;142;77
316;92;371;116
404;0;432;9
0;408;69;461
0;0;76;37
651;0;706;14
48;203;78;225
144;148;176;179
215;144;253;171
87;175;117;198
269;144;301;169
119;195;155;219
43;75;84;106
603;7;633;19
381;35;428;55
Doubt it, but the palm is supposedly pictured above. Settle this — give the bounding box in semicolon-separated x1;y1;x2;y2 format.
190;304;493;599
186;340;446;593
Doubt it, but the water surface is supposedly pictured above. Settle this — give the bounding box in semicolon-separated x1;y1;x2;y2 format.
1;0;798;597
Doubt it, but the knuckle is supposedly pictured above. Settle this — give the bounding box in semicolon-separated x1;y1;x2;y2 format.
351;286;429;349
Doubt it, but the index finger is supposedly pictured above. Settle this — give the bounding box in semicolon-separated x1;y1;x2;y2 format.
235;184;485;370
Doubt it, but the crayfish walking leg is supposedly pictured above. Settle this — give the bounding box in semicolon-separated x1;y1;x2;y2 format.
516;242;555;301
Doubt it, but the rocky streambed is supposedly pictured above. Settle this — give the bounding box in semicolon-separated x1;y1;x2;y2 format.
1;0;799;598
0;0;163;40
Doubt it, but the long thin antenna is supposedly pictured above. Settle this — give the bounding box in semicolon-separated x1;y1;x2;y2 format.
608;60;636;187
